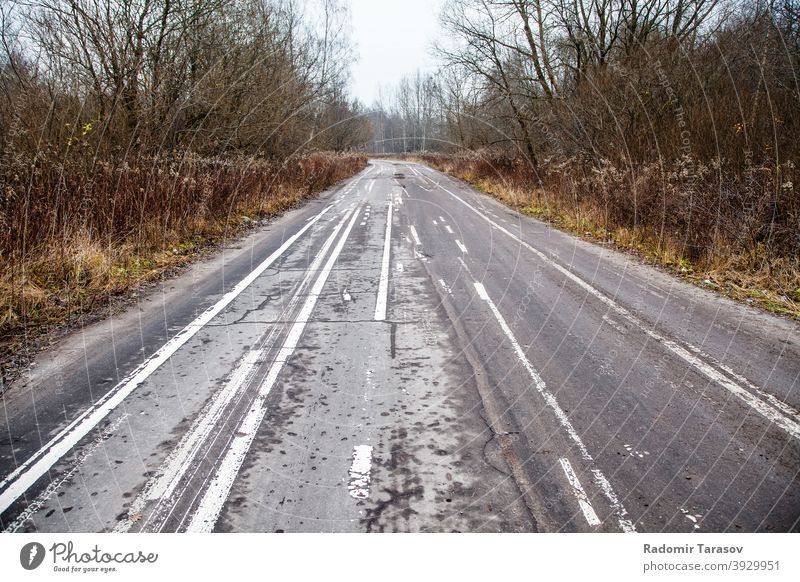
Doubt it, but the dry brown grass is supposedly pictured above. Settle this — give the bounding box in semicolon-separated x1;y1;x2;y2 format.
410;151;800;319
0;152;367;366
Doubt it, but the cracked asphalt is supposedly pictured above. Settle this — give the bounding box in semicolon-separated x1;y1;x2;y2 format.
0;160;798;532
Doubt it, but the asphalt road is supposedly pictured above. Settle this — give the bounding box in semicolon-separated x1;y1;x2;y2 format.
1;160;798;533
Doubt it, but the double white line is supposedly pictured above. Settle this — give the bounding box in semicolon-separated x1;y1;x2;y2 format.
185;206;363;532
0;204;338;517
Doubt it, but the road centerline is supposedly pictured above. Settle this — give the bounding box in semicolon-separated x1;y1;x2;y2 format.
374;198;394;321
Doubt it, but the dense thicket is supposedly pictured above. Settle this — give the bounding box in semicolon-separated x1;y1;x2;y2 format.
1;0;371;159
0;0;371;359
373;1;799;307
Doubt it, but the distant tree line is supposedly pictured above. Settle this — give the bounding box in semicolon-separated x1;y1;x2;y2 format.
372;0;799;298
372;0;800;172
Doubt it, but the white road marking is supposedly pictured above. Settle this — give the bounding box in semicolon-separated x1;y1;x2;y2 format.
689;346;800;420
455;239;468;254
439;216;446;223
602;315;627;335
116;205;359;532
559;458;601;527
374;199;394;321
348;445;374;500
438;279;453;295
409;225;422;246
473;280;635;532
113;350;264;532
0;203;336;516
445;225;454;234
432;220;438;226
3;414;130;533
186;207;363;532
368;180;374;193
441;184;800;441
396;262;404;272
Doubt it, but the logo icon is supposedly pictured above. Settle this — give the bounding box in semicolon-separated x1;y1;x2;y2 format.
20;542;46;570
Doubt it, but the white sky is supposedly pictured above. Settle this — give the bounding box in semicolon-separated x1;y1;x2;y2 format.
348;0;444;106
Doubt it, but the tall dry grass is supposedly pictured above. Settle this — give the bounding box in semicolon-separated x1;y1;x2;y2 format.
415;150;800;318
0;151;367;364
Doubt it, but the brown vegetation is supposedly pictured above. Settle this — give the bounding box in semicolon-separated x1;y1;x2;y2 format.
0;151;366;362
373;1;800;317
415;149;799;317
0;0;372;373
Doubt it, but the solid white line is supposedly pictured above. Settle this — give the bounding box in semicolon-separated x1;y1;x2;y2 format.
409;226;422;246
473;281;635;532
348;445;374;499
185;207;362;532
441;184;800;441
112;349;265;532
455;239;468;254
374;200;394;321
3;413;130;533
0;204;334;516
116;199;356;532
559;458;601;527
691;346;800;420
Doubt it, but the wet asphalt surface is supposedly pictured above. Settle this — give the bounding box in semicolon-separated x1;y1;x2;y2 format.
1;160;798;532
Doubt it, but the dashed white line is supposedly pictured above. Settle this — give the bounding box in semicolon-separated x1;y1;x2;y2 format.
455;239;468;254
445;225;454;234
473;280;635;532
559;458;601;527
348;445;374;500
441;183;800;442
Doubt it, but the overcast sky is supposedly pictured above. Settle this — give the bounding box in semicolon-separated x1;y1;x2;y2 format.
348;0;445;106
